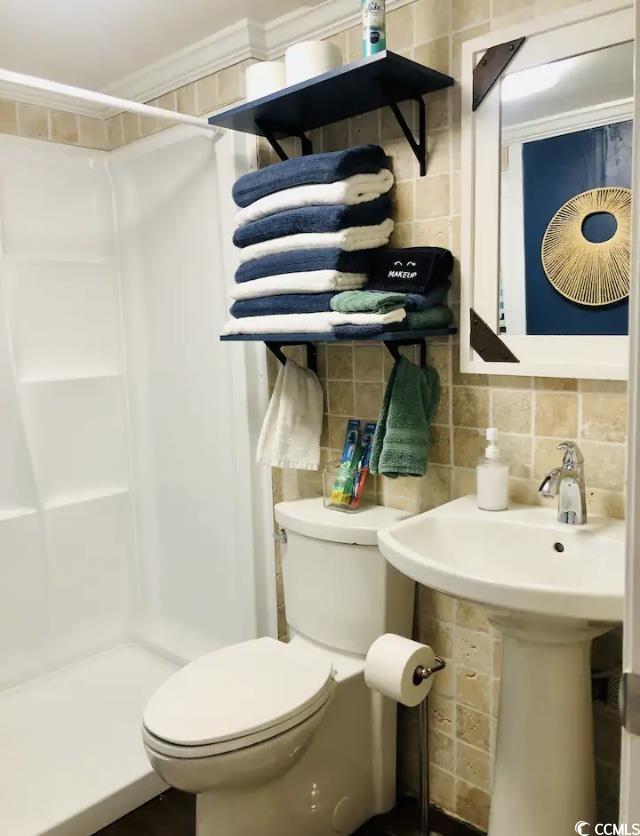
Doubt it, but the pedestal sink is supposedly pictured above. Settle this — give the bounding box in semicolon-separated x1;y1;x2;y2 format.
377;496;624;836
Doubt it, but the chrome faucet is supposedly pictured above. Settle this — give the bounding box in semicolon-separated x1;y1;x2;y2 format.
538;441;587;525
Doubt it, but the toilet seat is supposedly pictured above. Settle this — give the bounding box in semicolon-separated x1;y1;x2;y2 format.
143;637;334;759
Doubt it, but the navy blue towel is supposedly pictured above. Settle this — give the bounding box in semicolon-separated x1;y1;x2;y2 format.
235;248;374;283
230;293;334;318
331;323;398;339
233;196;392;249
404;281;451;310
233;145;389;208
368;247;454;293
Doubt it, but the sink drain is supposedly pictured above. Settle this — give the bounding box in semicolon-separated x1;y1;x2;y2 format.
553;542;565;553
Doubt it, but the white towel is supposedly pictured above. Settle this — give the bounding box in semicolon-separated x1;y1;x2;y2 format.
222;308;406;335
231;271;367;300
235;170;395;226
237;219;394;264
257;358;323;470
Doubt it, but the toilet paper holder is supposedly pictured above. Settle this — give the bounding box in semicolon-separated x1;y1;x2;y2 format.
413;656;446;686
415;656;447;836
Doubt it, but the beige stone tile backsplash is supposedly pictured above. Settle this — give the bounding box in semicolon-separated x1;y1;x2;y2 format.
1;0;625;828
263;0;625;829
0;99;108;149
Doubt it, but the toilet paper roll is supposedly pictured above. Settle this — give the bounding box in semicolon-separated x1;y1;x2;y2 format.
245;61;286;101
365;633;437;708
285;41;342;86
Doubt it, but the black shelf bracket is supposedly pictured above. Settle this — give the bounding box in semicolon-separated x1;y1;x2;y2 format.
470;308;519;363
388;96;427;176
266;341;318;373
257;122;313;161
383;337;427;367
473;37;525;111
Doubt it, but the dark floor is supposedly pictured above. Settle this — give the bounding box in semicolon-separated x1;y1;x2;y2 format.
94;790;195;836
94;792;482;836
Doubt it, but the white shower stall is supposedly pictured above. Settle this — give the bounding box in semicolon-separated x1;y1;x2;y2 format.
0;120;273;835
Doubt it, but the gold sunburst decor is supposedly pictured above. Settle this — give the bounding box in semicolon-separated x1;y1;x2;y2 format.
541;186;631;306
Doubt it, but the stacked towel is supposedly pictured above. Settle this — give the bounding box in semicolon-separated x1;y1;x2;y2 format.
228;145;396;335
237;219;394;264
236;170;394;226
231;272;366;300
235;249;373;283
233;145;390;206
222;309;406;335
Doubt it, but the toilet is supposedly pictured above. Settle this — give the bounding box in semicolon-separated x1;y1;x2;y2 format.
142;498;414;836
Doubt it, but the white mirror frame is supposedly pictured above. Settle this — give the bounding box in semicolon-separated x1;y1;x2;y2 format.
460;0;634;380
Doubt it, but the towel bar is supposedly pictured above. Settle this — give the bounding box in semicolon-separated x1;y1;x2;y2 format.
266;341;318;373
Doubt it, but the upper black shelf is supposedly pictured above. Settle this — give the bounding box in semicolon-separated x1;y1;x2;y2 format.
208;51;453;139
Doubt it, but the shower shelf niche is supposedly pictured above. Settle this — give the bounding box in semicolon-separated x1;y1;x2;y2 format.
208;51;455;176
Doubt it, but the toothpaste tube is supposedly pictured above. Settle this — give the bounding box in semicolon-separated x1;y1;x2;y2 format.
350;421;376;508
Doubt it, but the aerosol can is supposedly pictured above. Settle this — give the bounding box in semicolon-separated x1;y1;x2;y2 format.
361;0;386;56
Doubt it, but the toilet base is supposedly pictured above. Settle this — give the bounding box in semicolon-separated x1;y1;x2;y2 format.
194;670;396;836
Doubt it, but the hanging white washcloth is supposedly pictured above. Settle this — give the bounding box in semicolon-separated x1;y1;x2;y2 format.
257;358;324;470
235;169;395;226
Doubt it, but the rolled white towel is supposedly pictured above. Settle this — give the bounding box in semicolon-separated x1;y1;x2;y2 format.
231;271;367;300
222;308;406;335
235;169;395;226
237;219;394;264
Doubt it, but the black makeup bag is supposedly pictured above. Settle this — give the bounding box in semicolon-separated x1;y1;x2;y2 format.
367;247;453;293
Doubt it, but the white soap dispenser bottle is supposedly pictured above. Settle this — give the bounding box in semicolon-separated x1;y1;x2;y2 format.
476;427;509;511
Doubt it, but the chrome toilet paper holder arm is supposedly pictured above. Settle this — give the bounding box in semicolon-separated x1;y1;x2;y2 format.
413;656;446;686
414;656;447;836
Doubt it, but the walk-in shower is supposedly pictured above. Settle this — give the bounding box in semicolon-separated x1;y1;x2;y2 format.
0;73;273;836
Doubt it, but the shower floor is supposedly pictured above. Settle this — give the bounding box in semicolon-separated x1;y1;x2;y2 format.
0;643;179;836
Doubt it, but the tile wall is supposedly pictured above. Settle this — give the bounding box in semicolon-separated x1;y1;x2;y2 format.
0;0;625;828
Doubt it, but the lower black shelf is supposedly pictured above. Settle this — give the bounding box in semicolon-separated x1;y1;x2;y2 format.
219;327;456;343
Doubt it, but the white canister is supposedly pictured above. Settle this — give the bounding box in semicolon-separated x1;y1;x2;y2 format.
285;41;343;86
245;61;286;101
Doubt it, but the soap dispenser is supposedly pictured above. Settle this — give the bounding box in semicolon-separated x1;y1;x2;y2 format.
476;427;509;511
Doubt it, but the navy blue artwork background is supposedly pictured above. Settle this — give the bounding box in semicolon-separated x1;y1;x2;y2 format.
521;120;632;335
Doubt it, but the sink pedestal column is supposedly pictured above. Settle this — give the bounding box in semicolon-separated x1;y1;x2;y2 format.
489;620;600;836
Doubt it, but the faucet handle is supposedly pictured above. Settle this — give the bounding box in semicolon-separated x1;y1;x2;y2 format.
557;441;584;469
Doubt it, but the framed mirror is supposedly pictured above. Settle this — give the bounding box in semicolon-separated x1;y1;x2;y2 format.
461;0;633;379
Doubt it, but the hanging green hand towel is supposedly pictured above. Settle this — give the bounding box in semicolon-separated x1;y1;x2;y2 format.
331;290;407;314
370;356;440;478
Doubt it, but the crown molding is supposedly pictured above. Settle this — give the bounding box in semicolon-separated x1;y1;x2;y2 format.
102;18;268;108
2;0;414;119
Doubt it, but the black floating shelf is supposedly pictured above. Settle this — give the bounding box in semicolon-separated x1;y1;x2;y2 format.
209;51;454;176
220;328;456;343
221;328;456;372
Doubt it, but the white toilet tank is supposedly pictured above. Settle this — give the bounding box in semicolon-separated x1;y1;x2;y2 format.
274;499;415;656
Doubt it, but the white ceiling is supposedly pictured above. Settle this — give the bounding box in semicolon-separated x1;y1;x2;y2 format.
0;0;325;91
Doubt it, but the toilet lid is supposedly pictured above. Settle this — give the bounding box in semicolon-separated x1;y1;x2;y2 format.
143;637;334;748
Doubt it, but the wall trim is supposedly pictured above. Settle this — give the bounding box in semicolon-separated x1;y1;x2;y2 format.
0;0;414;119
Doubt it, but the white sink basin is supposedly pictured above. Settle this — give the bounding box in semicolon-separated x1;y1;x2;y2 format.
378;495;625;623
378;496;626;836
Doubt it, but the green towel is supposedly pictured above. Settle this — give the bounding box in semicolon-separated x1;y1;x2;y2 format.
331;290;406;314
370;356;440;478
405;306;454;330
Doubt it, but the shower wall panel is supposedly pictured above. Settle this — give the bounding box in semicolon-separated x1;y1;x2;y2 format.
0;134;134;686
